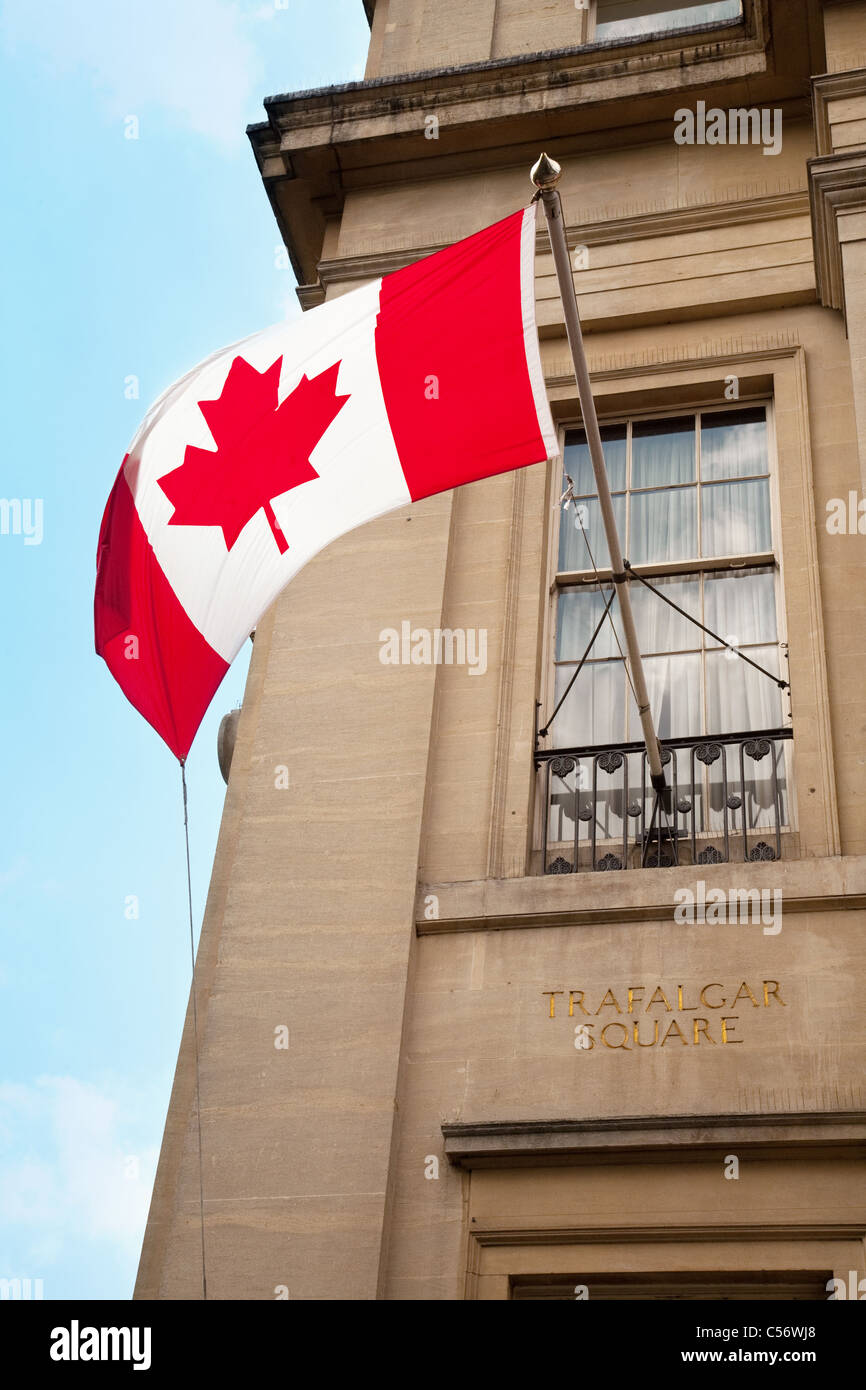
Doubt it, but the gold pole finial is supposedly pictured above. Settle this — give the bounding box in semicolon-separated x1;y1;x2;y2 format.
530;152;562;190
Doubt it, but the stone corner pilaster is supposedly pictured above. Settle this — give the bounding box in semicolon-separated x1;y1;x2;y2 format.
808;148;866;320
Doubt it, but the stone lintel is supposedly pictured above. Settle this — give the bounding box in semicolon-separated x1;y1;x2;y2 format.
443;1112;866;1167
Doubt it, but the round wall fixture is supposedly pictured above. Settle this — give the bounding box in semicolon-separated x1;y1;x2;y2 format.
217;709;241;785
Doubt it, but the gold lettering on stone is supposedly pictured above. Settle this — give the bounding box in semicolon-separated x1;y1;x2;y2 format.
660;1018;689;1046
601;1022;631;1049
633;1018;659;1047
731;981;760;1008
542;991;564;1018
545;982;786;1049
595;988;624;1015
647;986;673;1013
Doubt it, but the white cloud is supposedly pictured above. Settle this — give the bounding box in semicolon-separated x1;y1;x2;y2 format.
0;1076;159;1271
0;0;266;150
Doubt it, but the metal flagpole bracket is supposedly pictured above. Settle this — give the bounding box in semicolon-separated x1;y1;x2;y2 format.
531;152;669;809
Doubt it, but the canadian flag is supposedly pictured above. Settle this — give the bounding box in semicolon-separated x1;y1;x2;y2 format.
95;207;557;759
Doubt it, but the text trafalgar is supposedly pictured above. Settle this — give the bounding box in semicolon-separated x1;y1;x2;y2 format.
542;980;785;1051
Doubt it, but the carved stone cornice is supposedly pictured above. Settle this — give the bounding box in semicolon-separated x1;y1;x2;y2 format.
296;283;326;310
808;149;866;318
249;3;787;285
262;24;764;156
811;67;866;157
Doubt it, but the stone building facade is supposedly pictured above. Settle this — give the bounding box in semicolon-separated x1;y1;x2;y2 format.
136;0;866;1300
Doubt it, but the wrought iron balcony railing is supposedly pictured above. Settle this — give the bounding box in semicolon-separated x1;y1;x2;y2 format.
536;728;792;873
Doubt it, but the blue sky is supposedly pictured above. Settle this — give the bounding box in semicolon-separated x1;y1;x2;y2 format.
0;0;370;1300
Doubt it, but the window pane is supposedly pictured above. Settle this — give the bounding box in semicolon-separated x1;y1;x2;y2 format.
704;569;778;647
553;658;626;747
631;575;701;653
632;417;695;488
706;645;782;733
701;407;768;480
630;487;697;563
556;586;624;661
702;478;771;557
558;492;627;571
550;404;780;763
563;426;626;497
596;1;742;41
639;652;702;740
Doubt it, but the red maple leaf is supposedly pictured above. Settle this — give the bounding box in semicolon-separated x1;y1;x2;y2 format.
158;355;350;554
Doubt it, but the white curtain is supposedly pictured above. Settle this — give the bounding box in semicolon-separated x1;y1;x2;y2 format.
630;488;697;564
554;570;780;747
631;575;699;652
707;646;781;733
554;657;626;746
642;653;702;739
563;428;626;497
704;567;776;646
557;585;623;662
558;492;627;572
632;418;695;487
702;479;771;556
702;409;767;480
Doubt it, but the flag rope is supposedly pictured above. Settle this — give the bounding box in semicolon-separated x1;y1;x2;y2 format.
180;758;208;1301
537;476;639;742
538;585;615;738
573;489;640;708
623;561;790;691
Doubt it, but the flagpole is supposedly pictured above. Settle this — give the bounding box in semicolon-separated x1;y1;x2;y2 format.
531;152;668;797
